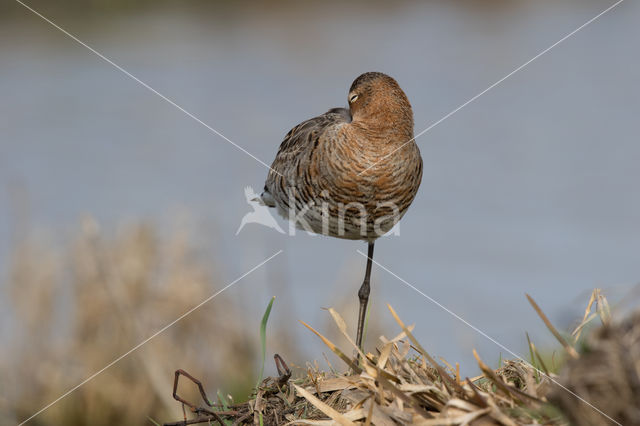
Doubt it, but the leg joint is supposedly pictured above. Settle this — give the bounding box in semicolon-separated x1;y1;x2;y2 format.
358;279;370;300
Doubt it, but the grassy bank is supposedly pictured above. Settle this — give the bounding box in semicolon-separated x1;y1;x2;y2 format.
2;220;634;425
161;289;634;425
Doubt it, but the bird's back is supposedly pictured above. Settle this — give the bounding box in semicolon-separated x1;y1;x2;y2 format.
262;107;351;208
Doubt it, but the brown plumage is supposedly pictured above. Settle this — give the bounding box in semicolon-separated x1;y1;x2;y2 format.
261;72;423;348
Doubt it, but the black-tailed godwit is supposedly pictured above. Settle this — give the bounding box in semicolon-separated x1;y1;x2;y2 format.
261;72;422;348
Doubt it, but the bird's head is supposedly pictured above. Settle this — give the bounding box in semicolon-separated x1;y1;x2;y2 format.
347;72;414;138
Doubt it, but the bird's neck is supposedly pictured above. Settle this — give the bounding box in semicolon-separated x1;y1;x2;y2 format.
350;113;414;146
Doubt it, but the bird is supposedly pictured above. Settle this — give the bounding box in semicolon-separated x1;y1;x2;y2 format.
260;72;422;349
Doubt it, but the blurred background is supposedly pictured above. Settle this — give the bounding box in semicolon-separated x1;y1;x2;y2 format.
1;0;639;424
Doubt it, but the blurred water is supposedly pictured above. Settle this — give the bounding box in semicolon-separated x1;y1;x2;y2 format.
1;0;640;376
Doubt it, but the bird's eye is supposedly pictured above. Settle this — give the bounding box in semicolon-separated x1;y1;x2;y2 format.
349;94;359;103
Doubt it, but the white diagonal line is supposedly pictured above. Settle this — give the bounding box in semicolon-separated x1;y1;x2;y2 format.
18;250;283;426
358;0;624;176
14;0;282;177
356;250;622;426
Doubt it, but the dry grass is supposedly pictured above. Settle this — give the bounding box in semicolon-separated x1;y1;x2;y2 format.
164;289;639;426
2;218;637;425
550;309;640;425
0;217;288;425
168;307;562;425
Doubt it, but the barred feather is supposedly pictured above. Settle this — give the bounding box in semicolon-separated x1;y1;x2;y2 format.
264;72;422;240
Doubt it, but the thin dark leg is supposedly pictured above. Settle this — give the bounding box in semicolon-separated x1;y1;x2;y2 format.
356;241;375;350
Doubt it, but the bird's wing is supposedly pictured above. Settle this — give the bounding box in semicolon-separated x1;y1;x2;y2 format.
265;108;351;185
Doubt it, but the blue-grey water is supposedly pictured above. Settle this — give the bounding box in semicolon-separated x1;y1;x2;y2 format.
2;0;640;380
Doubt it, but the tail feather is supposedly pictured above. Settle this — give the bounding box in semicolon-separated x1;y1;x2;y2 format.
256;189;277;208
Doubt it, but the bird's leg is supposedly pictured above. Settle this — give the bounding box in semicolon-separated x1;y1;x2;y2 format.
356;241;375;350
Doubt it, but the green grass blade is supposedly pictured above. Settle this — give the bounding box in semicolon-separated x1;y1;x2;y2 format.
257;296;276;387
216;390;229;410
525;332;540;382
362;301;371;349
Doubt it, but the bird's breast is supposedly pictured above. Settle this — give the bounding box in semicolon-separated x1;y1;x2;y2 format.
310;127;422;212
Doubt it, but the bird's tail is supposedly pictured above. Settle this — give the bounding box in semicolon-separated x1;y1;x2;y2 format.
254;188;276;208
